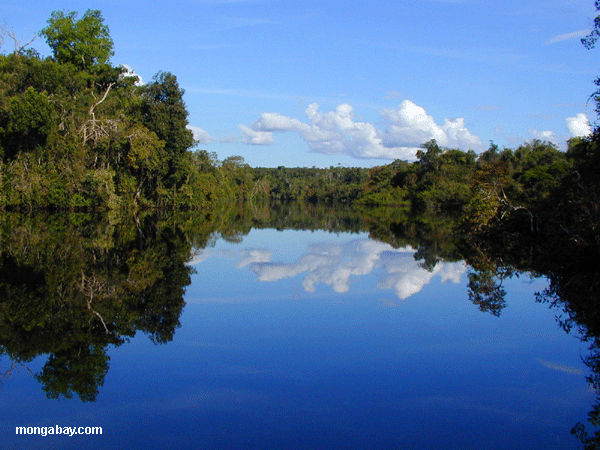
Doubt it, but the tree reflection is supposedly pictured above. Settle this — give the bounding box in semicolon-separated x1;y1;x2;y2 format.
0;205;464;402
3;200;598;450
466;268;507;317
460;222;600;448
535;261;600;448
0;213;195;402
36;344;110;402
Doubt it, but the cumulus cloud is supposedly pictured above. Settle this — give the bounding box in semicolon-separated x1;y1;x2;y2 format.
377;251;465;299
239;124;275;145
188;125;217;144
566;113;592;137
236;249;273;268
240;100;484;160
529;129;558;142
381;100;483;150
191;239;467;300
241;239;466;299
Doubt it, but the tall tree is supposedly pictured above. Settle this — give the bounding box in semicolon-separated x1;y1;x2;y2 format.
40;10;114;70
138;72;195;189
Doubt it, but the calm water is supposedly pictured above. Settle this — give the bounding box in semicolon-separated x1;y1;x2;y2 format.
0;224;596;449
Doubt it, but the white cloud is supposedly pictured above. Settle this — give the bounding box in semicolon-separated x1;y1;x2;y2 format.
544;30;590;45
566;113;592;137
236;249;273;268
376;250;466;299
239;124;275;145
187;249;214;266
187;125;216;144
535;358;584;375
381;100;483;151
190;238;466;300
240;100;484;160
244;239;466;299
529;129;558;142
120;64;143;85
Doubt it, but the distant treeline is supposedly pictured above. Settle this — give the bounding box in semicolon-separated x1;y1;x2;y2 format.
247;138;575;215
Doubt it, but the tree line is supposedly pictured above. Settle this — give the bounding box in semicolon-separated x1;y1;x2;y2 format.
0;9;598;252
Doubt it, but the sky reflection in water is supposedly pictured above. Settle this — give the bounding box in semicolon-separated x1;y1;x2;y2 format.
3;228;594;449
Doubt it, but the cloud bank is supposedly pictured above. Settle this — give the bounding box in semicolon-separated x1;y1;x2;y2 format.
241;100;484;160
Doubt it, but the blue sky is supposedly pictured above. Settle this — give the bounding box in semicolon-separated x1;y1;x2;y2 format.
2;0;598;167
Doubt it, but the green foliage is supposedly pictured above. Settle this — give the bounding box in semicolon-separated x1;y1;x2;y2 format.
462;140;571;233
0;11;216;211
551;131;600;247
582;0;600;50
139;72;194;155
0;87;54;160
40;9;114;70
388;142;478;213
249;165;370;204
416;139;443;171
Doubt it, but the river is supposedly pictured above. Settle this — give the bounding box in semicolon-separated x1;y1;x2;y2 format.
0;207;597;449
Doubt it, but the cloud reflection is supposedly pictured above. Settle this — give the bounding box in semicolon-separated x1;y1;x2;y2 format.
194;238;466;300
536;358;584;375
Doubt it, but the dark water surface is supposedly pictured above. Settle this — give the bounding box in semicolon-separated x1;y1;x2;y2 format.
0;212;596;449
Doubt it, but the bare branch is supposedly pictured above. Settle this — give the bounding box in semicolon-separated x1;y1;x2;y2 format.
81;82;117;146
88;82;114;118
78;271;115;335
5;27;37;54
0;22;6;50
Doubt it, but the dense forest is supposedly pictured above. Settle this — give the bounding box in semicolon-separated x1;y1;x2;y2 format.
0;8;598;246
0;10;244;211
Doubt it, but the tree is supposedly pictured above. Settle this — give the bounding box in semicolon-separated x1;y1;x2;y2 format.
40;10;114;70
138;72;195;190
416;139;443;172
582;1;600;49
0;87;54;161
140;72;194;156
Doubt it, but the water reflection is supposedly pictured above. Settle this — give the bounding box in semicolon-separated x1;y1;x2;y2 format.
460;232;600;447
0;212;193;401
0;205;599;449
195;239;466;300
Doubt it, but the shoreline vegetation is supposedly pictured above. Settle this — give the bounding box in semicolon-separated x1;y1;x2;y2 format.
0;11;598;316
0;9;597;252
0;8;598;295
